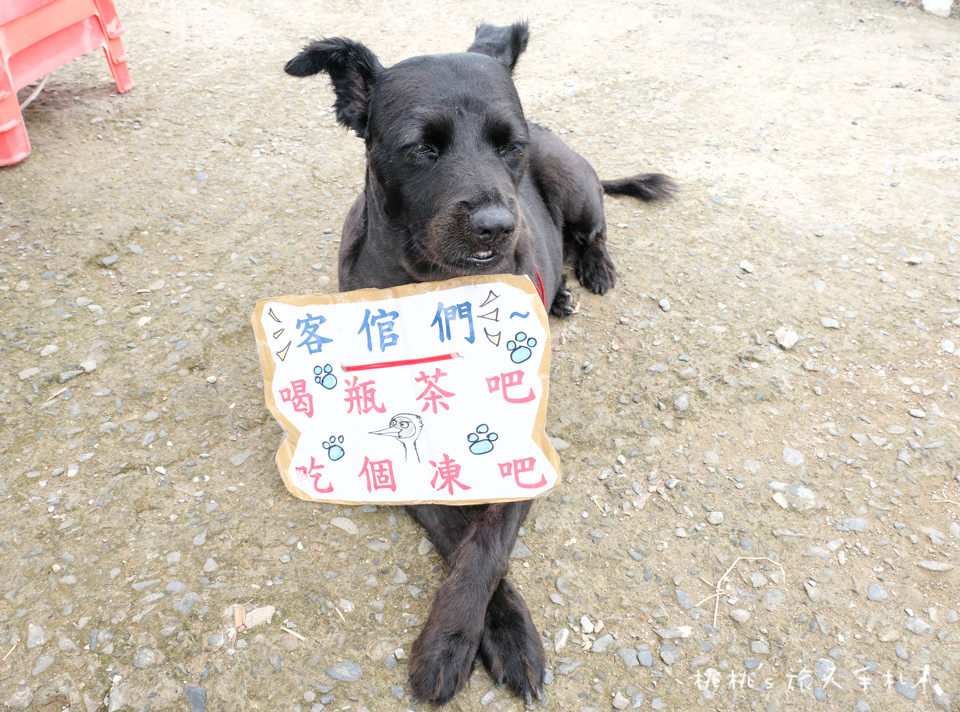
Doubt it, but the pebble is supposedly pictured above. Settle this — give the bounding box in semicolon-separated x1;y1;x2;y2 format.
230;451;251;467
591;633;615;652
617;647;639;668
867;584;887;602
840;517;869;532
706;511;724;525
730;608;751;623
673;393;689;412
820;317;840;328
554;628;569;652
782;448;804;466
763;590;785;609
32;654;54;676
658;298;671;312
636;646;654;666
326;660;363;681
184;685;206;712
133;647;160;668
904;616;931;635
172;592;199;615
739;259;754;273
612;691;631;710
5;688;33;711
244;605;275;629
894;681;917;700
26;622;47;649
331;517;359;535
775;326;799;349
942;339;956;354
917;560;954;572
658;643;680;665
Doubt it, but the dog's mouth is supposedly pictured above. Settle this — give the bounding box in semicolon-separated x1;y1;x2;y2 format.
465;250;497;265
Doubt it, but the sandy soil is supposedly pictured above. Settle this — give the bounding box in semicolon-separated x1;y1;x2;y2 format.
1;1;958;710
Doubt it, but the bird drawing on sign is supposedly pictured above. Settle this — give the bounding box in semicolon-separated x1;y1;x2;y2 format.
370;413;424;462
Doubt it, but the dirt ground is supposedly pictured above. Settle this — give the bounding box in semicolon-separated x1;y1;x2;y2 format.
1;0;959;710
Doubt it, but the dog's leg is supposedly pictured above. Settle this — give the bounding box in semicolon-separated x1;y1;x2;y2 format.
573;225;617;295
408;501;540;704
549;274;575;317
407;504;546;701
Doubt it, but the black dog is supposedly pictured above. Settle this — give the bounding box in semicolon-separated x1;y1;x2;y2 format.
285;22;672;705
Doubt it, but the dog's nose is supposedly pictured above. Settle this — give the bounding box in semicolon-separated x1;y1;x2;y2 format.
469;206;515;242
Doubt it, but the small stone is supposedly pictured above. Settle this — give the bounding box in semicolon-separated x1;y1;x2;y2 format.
617;647;639;668
744;658;762;670
417;537;434;555
326;660;363;681
867;584;887;602
707;511;724;525
814;658;836;681
244;605;275;629
659;643;680;665
636;646;654;666
591;633;615;653
658;298;671;312
230;452;251;467
27;623;48;649
730;608;751;623
18;367;40;380
133;647;160;668
739;259;754;273
904;617;931;635
782;448;804;466
184;685;206;712
554;628;569;652
580;615;595;634
331;517;359;535
173;592;199;615
840;517;869;532
908;408;926;419
480;690;495;705
916;560;954;572
673;393;689;412
763;590;785;609
613;691;631;710
269;653;282;672
203;558;218;573
192;530;207;546
748;572;767;588
32;654;54;676
942;339;956;354
775;327;799;349
820;317;840;329
894;681;918;700
5;688;33;711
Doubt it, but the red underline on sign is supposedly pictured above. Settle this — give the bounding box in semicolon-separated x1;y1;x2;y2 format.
343;352;461;372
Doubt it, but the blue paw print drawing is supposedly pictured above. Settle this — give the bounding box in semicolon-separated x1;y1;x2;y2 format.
506;332;537;364
322;435;345;461
314;364;338;390
467;424;498;455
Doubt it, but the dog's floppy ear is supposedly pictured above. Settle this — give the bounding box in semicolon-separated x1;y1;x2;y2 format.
467;22;529;73
284;38;384;137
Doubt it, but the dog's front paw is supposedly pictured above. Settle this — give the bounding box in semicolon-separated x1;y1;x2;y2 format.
575;246;617;295
549;279;575;317
410;625;479;704
478;580;546;703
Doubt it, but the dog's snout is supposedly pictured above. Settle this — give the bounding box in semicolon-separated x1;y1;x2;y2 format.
469;205;515;242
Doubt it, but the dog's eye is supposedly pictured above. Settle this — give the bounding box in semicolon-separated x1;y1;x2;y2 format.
409;143;438;159
498;143;525;159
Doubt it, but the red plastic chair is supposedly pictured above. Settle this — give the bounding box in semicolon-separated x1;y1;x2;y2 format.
0;0;134;165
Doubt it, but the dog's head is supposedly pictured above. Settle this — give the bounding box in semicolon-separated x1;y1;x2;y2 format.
285;23;532;278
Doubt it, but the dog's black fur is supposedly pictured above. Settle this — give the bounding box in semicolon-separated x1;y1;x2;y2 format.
285;22;673;705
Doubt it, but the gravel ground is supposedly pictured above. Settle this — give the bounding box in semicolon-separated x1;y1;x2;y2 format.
1;0;958;710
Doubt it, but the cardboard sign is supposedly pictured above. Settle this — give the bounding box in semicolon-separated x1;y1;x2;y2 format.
251;275;560;505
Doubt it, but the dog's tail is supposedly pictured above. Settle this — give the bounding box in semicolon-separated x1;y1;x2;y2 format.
601;173;676;201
